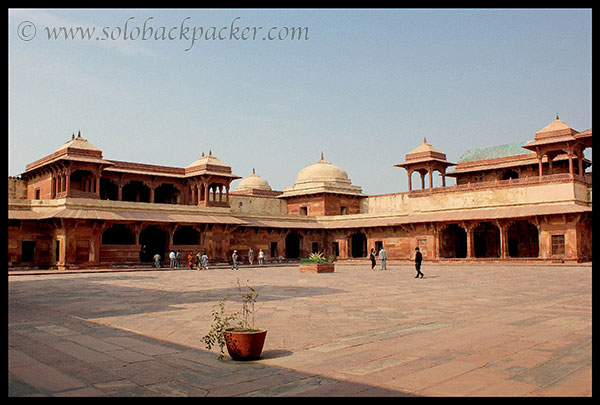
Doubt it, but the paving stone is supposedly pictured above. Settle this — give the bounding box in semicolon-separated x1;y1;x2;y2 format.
8;263;591;397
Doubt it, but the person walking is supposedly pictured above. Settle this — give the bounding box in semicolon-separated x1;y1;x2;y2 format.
378;245;387;270
153;253;161;269
248;248;254;265
176;250;181;268
195;251;201;270
414;247;424;278
169;250;176;269
369;248;376;269
201;252;209;270
187;252;194;269
232;250;239;270
258;249;264;265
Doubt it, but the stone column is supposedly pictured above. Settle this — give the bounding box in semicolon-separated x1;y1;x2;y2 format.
428;168;433;189
95;174;101;198
497;221;508;259
577;150;584;177
65;169;71;197
567;148;574;178
149;183;155;203
463;222;474;259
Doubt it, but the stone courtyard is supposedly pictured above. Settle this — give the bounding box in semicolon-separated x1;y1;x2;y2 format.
8;262;591;397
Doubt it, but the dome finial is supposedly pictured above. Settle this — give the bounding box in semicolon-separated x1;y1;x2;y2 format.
321;151;324;160
424;137;427;144
556;113;559;120
252;168;256;174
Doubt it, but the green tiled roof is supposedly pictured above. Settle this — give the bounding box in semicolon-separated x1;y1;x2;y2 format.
457;141;531;163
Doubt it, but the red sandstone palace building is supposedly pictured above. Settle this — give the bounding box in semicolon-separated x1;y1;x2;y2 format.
8;116;592;269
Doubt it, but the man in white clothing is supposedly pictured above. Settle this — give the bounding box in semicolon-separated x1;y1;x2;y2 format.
378;246;387;270
258;249;264;265
231;250;238;270
169;250;176;269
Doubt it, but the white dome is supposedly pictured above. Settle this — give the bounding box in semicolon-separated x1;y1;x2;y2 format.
295;156;350;186
236;169;272;191
281;154;363;198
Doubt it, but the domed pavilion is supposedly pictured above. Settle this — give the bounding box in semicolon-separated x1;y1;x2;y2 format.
280;153;363;216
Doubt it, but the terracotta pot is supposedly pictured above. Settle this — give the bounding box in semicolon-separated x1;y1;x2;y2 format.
299;263;335;273
224;328;267;360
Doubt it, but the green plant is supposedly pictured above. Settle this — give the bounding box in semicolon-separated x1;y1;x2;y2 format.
202;279;260;359
202;299;236;359
301;252;332;264
309;252;325;261
237;279;259;331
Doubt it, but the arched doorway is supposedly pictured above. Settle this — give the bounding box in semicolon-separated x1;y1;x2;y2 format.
139;225;168;263
473;222;500;258
173;226;200;245
285;231;302;259
440;224;467;258
350;231;367;258
100;178;119;200
122;181;150;203
507;220;539;258
154;183;181;204
69;169;97;195
102;224;135;245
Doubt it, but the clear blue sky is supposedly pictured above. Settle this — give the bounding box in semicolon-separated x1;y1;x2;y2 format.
8;8;592;195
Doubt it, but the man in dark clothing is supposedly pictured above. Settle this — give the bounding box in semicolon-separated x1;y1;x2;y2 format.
414;247;424;278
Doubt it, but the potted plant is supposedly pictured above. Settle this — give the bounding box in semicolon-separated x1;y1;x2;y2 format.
202;279;267;360
299;252;335;273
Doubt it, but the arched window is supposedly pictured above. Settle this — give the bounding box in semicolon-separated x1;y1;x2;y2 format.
501;170;519;180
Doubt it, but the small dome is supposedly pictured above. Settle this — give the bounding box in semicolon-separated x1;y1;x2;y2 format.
406;138;444;156
186;151;229;169
236;169;272;191
295;154;350;186
55;131;102;153
534;114;578;138
402;138;448;163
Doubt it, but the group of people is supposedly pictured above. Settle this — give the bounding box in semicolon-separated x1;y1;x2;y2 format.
151;248;266;271
150;245;424;277
369;245;424;278
230;248;265;270
151;250;209;270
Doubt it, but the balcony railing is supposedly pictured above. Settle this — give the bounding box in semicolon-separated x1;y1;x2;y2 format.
409;173;587;197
